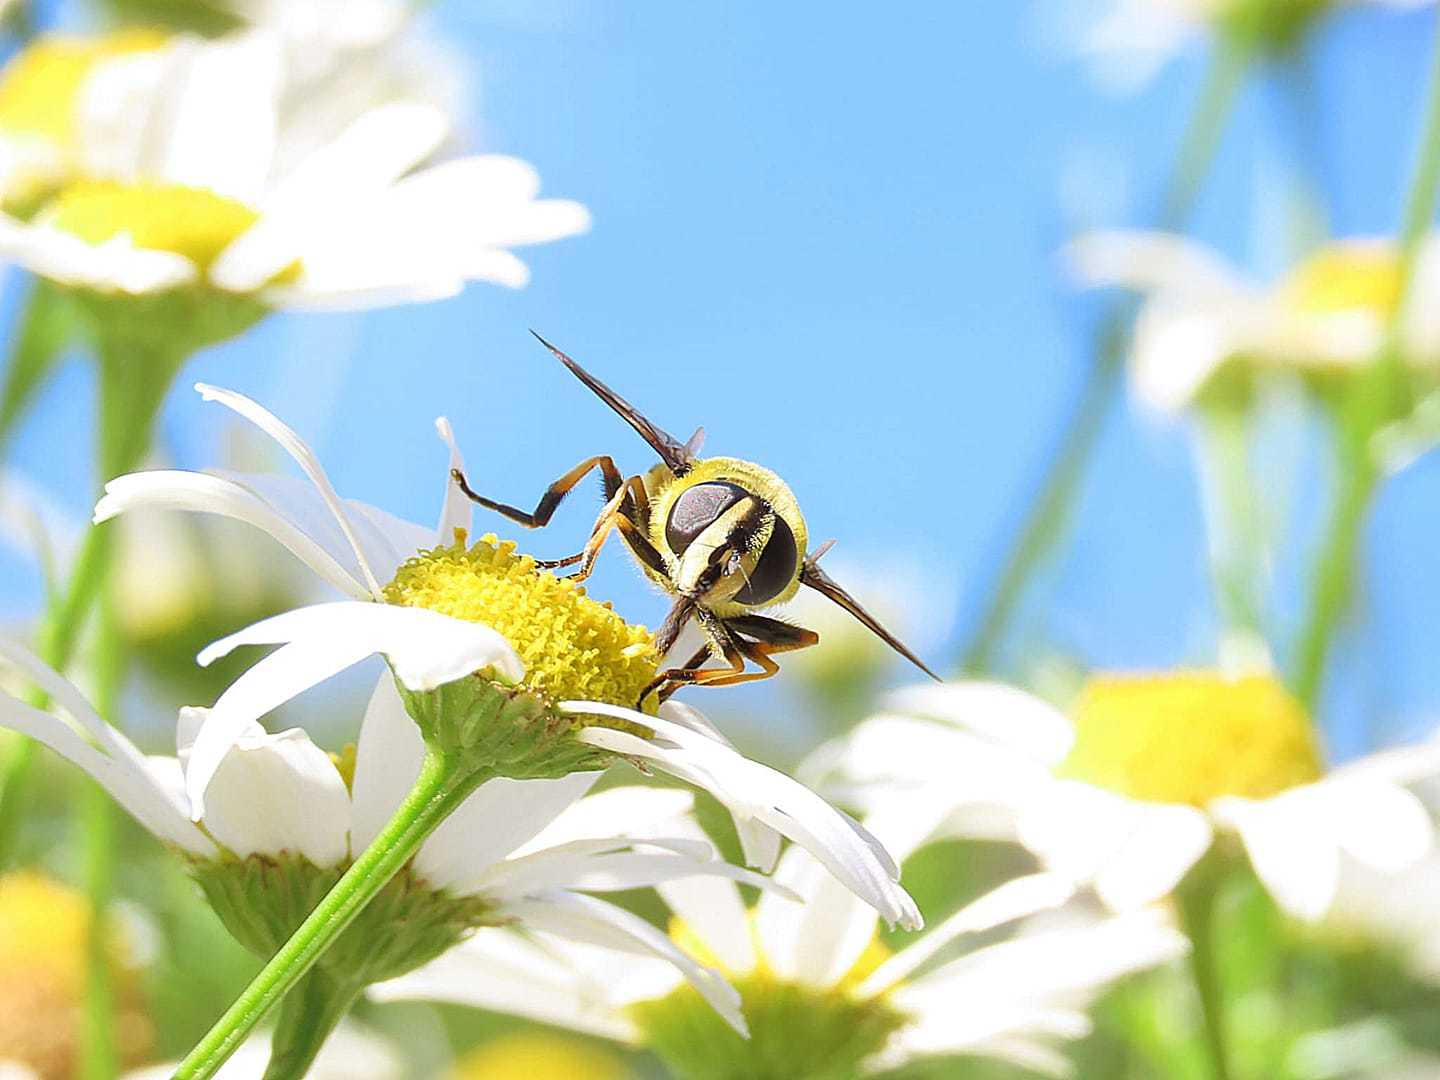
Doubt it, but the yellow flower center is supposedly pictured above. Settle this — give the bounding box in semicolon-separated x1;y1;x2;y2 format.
0;30;167;146
1276;244;1402;320
446;1034;633;1080
44;180;264;277
1060;672;1323;806
0;871;150;1079
383;533;659;708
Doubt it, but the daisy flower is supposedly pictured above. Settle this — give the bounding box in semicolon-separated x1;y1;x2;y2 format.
1076;0;1433;91
93;382;922;931
376;831;1185;1078
806;677;1440;923
0;633;778;1036
0;27;587;323
1066;230;1440;415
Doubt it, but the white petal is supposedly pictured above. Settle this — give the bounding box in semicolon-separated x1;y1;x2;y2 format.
501;890;746;1036
1092;802;1213;912
150;32;280;203
517;787;696;853
1215;792;1342;921
1313;778;1433;874
755;844;879;989
658;875;756;975
213;103;450;291
858;872;1078;998
348;672;424;851
1017;782;1210;909
94;469;368;598
195;383;384;595
571;703;921;930
0;679;208;855
1064;229;1244;299
883;682;1076;765
368;930;644;1042
193;711;349;865
188;602;521;818
213;469;433;586
0;218;195;294
434;417;469;543
413;773;599;892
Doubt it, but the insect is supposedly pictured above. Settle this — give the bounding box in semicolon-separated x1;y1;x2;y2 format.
451;332;941;707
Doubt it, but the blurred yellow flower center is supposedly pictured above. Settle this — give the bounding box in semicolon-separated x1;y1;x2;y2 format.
384;532;659;708
1060;673;1322;806
446;1033;632;1080
1276;244;1402;319
0;30;167;145
0;871;150;1079
45;180;263;276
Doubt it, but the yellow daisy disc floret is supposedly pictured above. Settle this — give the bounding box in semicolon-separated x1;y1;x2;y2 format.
1060;672;1322;807
46;179;264;277
447;1034;633;1080
1277;243;1401;321
384;532;659;709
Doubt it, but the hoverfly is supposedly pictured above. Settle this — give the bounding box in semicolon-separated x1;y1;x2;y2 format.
451;332;940;707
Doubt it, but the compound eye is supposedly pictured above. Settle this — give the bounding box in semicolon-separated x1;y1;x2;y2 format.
664;481;749;554
732;515;798;605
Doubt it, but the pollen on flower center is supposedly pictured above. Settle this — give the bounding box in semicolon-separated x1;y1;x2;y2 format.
383;533;659;709
1276;244;1401;320
0;871;151;1078
1059;672;1323;806
0;30;168;146
44;180;266;277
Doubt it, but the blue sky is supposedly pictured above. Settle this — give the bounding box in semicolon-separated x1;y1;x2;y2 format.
4;1;1440;757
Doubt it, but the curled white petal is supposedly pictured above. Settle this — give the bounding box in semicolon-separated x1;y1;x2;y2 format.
568;701;922;930
187;602;521;818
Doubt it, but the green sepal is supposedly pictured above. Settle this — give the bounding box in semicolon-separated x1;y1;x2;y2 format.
395;668;614;780
190;854;497;988
631;977;908;1080
77;286;270;361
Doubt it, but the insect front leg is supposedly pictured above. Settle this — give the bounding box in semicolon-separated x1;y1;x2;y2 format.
451;454;625;531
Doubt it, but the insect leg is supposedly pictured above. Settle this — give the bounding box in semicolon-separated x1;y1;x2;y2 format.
451;455;625;530
674;615;818;693
639;609;747;708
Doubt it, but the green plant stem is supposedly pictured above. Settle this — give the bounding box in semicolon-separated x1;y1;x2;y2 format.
259;970;363;1080
1197;406;1267;644
1292;26;1440;709
959;41;1251;674
1177;860;1233;1080
174;749;491;1080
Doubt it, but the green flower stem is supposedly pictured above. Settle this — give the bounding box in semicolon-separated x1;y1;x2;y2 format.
174;748;492;1080
1177;857;1233;1080
1197;405;1267;644
260;970;363;1080
959;41;1251;674
1292;24;1440;709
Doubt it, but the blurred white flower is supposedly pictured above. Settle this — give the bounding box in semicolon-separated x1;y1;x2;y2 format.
0;30;586;308
124;1021;404;1080
0;636;765;1030
1075;0;1433;92
376;830;1184;1077
1066;230;1440;413
94;383;922;930
806;676;1440;922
